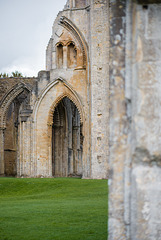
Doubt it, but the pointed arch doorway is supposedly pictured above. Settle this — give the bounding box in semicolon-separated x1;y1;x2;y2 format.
52;97;83;177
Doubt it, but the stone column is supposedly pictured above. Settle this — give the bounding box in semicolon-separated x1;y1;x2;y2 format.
54;126;64;177
0;128;5;175
68;112;73;175
18;110;33;177
73;126;79;174
70;0;73;8
108;0;127;239
68;148;73;175
63;46;68;69
54;127;59;176
48;124;53;177
90;0;109;179
62;130;68;177
72;0;75;8
60;126;63;177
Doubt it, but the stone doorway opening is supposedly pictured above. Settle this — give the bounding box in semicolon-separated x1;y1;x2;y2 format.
52;97;83;177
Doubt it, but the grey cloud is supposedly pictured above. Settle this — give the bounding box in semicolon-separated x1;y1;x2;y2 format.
0;0;67;76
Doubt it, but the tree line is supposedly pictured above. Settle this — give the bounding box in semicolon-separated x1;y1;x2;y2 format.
0;71;23;78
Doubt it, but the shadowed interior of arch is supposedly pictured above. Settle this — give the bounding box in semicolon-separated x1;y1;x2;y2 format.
4;90;29;176
52;97;83;177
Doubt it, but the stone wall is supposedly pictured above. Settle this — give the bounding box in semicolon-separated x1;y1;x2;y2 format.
41;6;91;178
0;78;36;176
90;0;109;179
109;0;128;239
108;1;161;239
45;0;109;179
0;78;37;102
130;2;161;239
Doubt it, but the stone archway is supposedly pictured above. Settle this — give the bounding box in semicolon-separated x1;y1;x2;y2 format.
34;78;89;178
52;97;83;177
3;90;30;176
0;83;31;176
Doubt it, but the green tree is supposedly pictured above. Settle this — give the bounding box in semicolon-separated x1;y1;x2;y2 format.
2;73;9;78
0;71;23;78
11;71;23;77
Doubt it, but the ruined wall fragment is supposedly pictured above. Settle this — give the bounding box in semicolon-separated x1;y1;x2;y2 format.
131;2;161;239
108;0;128;239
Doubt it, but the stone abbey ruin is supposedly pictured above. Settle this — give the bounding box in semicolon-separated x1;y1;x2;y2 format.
0;0;161;239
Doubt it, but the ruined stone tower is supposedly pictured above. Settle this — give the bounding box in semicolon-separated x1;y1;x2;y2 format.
0;0;161;239
0;0;109;179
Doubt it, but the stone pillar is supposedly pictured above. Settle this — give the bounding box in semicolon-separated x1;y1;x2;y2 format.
54;126;59;176
18;110;33;177
62;130;68;177
60;126;63;176
68;111;73;175
63;46;68;69
130;3;161;239
108;0;128;239
68;148;73;175
17;120;20;177
73;126;79;174
18;120;23;177
0;128;5;175
90;0;109;179
70;0;73;8
48;124;52;177
72;0;75;8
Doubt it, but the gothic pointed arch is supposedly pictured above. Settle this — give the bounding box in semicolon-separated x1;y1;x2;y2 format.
34;77;84;127
51;96;83;177
0;83;31;129
47;91;84;127
0;82;32;176
59;16;88;68
33;76;86;177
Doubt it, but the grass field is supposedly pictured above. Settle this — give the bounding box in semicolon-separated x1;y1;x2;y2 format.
0;178;108;240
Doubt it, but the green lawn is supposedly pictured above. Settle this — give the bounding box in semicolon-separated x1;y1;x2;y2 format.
0;178;108;240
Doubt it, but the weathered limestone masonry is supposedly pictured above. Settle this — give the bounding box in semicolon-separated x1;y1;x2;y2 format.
44;0;109;178
90;0;109;179
130;1;161;239
1;0;161;239
109;0;127;239
109;0;161;239
0;78;37;177
0;0;109;179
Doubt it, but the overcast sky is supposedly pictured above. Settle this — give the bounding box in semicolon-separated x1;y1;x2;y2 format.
0;0;67;77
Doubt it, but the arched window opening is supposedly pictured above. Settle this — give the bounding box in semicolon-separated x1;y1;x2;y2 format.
57;43;63;68
52;97;83;177
67;43;77;68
